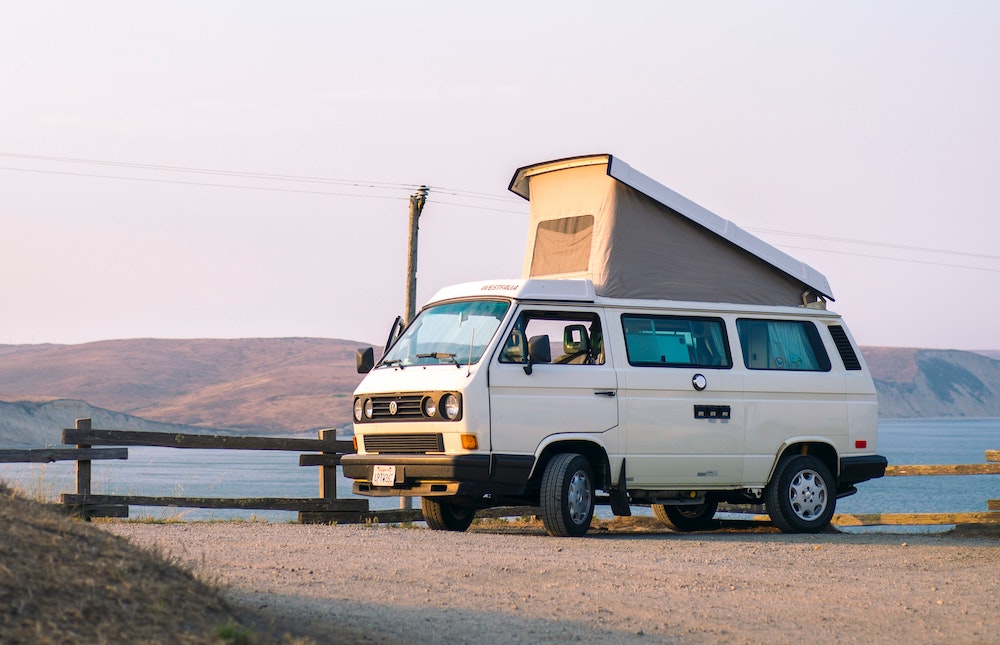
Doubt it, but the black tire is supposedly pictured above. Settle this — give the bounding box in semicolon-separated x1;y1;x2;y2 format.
765;454;836;533
651;497;719;532
540;453;594;537
421;497;476;532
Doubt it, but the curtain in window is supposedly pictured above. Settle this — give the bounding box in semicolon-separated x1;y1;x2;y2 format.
766;321;819;370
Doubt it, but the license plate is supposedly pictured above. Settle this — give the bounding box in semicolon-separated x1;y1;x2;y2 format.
371;465;396;487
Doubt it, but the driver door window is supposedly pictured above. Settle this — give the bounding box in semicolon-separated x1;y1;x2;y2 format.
500;311;604;366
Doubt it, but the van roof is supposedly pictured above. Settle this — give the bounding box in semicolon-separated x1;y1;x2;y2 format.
427;279;840;317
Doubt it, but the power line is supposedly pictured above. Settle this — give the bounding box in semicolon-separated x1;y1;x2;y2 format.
2;151;995;271
428;198;526;215
0;164;530;213
777;244;1000;273
0;151;418;191
0;151;521;204
0;166;413;201
425;185;522;204
748;227;1000;261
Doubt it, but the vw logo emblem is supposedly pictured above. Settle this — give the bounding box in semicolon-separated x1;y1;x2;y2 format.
388;400;398;415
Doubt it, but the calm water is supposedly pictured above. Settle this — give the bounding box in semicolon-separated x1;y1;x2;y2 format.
1;418;996;521
836;418;999;515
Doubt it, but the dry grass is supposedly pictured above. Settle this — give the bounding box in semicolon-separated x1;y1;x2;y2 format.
0;481;271;644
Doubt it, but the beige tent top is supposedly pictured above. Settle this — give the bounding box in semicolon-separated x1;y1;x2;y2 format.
509;154;833;306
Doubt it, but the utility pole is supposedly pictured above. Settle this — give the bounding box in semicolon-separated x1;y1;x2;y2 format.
405;185;429;325
401;185;428;511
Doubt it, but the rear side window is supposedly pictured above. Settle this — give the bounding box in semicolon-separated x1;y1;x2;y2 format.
827;325;863;370
737;319;831;371
622;314;731;368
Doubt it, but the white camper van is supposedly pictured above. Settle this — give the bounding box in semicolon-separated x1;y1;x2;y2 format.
342;155;887;537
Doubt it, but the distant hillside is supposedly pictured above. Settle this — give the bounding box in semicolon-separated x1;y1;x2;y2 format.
0;399;232;447
1;339;998;448
862;347;1000;418
0;338;365;435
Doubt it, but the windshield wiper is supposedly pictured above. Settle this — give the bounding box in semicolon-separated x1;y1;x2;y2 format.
416;352;461;368
377;358;405;369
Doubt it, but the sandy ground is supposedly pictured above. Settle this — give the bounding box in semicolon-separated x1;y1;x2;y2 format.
100;519;1000;644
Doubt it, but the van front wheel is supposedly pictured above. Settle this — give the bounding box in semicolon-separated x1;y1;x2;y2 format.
421;497;476;532
765;455;836;533
540;453;594;537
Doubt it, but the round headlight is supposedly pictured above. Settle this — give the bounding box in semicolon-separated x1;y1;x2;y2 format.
422;396;437;418
364;398;374;419
353;398;364;422
442;393;461;420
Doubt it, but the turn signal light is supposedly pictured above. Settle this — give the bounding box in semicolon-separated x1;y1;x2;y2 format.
353;435;358;452
461;434;479;450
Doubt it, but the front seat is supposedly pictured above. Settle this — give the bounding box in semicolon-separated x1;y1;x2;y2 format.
553;324;590;364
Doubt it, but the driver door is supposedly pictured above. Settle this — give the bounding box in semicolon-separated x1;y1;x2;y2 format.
488;308;619;456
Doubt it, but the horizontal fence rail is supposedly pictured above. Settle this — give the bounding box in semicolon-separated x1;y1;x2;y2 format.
0;447;127;464
63;426;354;453
885;464;1000;476
60;494;370;513
833;449;1000;527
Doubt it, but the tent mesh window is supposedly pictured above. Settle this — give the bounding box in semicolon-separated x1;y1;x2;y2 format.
529;214;594;276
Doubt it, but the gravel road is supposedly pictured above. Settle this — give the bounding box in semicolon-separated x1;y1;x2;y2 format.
101;520;999;644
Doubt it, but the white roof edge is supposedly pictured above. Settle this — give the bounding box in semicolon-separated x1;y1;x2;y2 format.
427;278;842;316
508;154;611;199
508;154;834;301
428;279;597;305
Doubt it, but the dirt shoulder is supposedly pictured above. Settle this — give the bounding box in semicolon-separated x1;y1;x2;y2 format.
0;484;240;645
100;518;1000;644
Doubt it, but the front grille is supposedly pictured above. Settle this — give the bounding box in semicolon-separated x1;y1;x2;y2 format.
370;395;425;420
362;433;445;454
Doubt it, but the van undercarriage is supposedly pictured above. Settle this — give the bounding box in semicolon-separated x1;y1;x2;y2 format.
341;449;887;535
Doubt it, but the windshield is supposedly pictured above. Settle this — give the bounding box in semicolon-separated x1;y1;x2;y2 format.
379;299;511;368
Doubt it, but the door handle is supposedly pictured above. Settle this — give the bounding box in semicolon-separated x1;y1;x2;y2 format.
594;391;617;397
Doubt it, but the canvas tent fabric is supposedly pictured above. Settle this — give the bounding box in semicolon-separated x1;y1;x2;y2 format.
509;154;833;306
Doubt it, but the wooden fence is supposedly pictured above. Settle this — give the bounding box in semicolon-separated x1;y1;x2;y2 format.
1;418;369;522
831;449;1000;527
1;418;997;527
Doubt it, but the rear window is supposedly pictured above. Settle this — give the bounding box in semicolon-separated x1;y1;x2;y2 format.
736;319;831;371
621;314;731;368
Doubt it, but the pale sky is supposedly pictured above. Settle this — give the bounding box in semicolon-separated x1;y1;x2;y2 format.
1;2;997;350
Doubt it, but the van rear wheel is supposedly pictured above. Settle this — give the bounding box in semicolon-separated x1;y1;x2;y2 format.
651;498;719;532
540;453;594;537
765;455;836;533
421;497;476;532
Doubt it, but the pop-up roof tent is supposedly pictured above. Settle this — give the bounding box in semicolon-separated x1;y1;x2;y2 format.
508;154;833;307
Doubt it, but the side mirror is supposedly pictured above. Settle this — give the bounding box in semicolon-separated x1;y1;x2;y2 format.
356;347;375;374
524;334;551;375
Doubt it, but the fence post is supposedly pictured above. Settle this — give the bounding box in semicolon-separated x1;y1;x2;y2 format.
319;428;338;502
74;418;92;521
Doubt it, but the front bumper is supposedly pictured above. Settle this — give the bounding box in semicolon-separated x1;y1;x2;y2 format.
341;453;533;498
